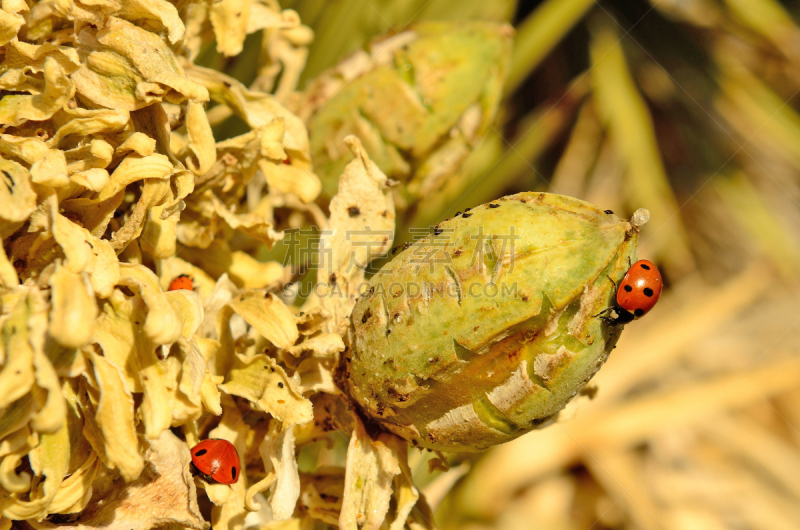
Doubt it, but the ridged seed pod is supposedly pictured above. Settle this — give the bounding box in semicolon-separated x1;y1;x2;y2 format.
295;21;513;208
343;192;646;452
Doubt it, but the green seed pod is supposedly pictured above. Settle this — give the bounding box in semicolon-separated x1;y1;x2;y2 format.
294;21;513;208
343;192;647;452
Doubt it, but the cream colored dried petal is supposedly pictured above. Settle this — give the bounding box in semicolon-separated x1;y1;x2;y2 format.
196;273;239;340
229;292;298;350
0;157;36;223
259;117;288;159
0;57;73;126
218;354;312;425
145;70;209;102
260;161;321;204
140;203;178;258
49;107;130;147
269;426;300;521
3;40;80;78
210;194;284;246
98;153;173;201
0;429;33;494
109;180;169;252
28;287;66;435
70;168;110;191
30;430;208;530
50;205;120;297
201;374;223;415
177;339;205;407
73;17;207;109
30;149;69;187
21;416;70;520
48;264;97;349
92;289;149;392
68;0;120;25
0;294;36;409
161;355;201;425
116;131;157;157
117;0;185;44
0;4;25;46
245;437;276;512
247;4;300;33
295;357;337;394
210;0;250;56
0;134;49;164
165;289;204;339
186;66;309;155
186;100;216;175
288;333;344;358
47;452;100;514
89;351;145;482
0;243;18;288
386;437;419;530
118;263;182;345
339;418;401;530
306;135;395;333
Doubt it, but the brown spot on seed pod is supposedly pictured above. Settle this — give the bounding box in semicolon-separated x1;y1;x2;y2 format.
361;309;372;323
489;203;500;208
522;295;529;302
348;206;360;217
454;249;463;257
329;273;337;284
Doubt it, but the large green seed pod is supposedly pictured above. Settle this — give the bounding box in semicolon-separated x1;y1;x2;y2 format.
343;192;647;452
294;21;513;208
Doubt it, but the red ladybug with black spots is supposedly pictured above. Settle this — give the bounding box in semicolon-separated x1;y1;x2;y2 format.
598;259;663;324
168;274;194;291
190;439;240;484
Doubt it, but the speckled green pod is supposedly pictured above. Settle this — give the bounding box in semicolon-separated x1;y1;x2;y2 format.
343;192;643;452
295;21;513;207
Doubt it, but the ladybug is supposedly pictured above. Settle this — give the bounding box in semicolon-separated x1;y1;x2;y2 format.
190;439;240;484
598;259;663;324
168;274;193;291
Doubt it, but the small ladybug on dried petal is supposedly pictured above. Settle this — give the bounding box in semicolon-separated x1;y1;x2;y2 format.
190;439;240;484
168;274;193;291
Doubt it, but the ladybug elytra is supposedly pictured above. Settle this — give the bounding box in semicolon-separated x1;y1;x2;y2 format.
190;439;240;484
599;259;663;324
168;274;194;291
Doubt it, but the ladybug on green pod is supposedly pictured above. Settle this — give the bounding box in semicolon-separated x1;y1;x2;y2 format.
190;439;240;484
601;259;663;324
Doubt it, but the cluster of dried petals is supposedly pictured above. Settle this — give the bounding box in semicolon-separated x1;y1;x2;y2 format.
0;1;494;528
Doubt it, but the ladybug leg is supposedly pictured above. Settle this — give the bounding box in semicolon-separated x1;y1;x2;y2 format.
605;275;617;290
593;307;613;319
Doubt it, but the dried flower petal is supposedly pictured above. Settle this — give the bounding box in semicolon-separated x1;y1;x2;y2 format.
229;291;298;350
218;354;312;425
48;264;97;349
339;419;401;530
0;57;73;126
89;351;145;481
268;426;300;521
